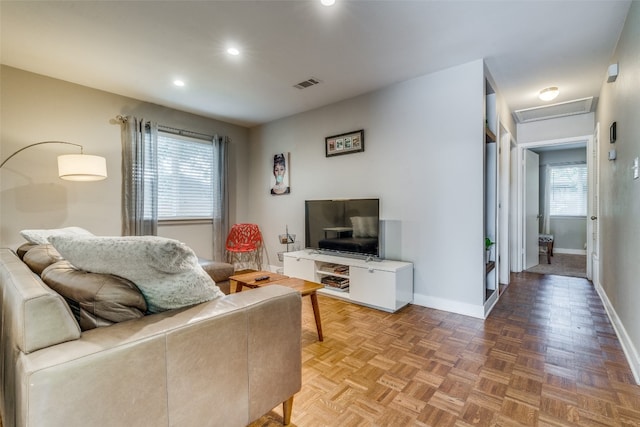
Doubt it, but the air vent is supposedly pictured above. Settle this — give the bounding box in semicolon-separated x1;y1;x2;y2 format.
293;77;321;90
514;97;594;123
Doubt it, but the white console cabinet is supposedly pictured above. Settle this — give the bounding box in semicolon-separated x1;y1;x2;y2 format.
283;250;413;312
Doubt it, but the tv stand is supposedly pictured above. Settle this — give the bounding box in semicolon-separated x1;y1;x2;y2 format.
283;250;413;312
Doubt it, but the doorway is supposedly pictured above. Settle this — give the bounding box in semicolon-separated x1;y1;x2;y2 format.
514;134;596;280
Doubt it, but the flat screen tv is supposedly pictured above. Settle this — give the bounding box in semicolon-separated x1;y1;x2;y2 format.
305;198;381;259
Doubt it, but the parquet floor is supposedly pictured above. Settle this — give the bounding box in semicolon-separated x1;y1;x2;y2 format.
250;272;640;427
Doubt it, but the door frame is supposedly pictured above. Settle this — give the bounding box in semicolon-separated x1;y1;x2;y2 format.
588;124;600;283
513;134;594;273
524;149;540;270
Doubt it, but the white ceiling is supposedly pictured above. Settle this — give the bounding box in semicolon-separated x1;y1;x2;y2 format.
0;1;632;128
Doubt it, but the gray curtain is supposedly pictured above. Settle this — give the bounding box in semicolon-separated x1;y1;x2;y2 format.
212;135;229;262
122;117;158;236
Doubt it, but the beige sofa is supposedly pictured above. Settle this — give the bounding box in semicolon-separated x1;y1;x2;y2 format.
0;248;302;427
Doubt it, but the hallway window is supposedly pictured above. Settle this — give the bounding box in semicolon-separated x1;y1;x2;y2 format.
549;164;587;216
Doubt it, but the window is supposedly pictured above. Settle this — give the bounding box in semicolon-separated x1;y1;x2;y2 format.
156;132;214;220
549;164;587;216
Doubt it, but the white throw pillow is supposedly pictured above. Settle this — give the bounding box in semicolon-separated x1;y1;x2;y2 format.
49;235;224;313
20;226;94;245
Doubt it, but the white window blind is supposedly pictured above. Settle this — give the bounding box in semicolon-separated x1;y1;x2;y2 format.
157;132;213;220
549;164;587;216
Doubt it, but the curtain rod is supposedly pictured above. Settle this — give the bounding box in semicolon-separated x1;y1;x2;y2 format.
116;115;215;141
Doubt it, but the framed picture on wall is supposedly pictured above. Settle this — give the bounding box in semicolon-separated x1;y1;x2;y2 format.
270;152;290;195
325;129;364;157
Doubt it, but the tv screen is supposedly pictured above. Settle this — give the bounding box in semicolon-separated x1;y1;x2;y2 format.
305;198;380;258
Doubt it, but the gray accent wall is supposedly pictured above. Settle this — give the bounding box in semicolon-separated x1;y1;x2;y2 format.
595;1;640;379
0;66;250;258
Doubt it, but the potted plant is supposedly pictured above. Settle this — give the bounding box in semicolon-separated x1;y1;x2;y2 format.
485;237;495;263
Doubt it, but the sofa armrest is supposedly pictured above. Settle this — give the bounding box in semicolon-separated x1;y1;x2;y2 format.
0;249;80;354
15;286;302;427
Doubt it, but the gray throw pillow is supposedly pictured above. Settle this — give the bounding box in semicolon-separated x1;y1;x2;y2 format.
49;235;224;313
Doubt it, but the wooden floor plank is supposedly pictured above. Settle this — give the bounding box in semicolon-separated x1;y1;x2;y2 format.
248;271;640;426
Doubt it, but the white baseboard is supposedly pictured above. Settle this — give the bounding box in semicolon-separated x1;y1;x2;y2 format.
413;293;485;319
594;281;640;384
554;248;587;255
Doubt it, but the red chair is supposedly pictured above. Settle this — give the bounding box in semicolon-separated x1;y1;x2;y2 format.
225;223;264;271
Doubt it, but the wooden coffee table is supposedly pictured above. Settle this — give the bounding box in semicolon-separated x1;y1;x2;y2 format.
229;270;289;293
229;271;324;341
270;277;324;342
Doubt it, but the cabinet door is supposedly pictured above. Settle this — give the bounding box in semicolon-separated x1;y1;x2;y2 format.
283;256;315;281
349;266;395;311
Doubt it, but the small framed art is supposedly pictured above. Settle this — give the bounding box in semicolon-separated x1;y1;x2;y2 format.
270;152;290;195
325;129;364;157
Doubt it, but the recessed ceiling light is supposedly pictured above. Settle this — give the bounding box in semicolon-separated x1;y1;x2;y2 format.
321;0;336;6
173;80;185;87
539;86;559;101
227;47;240;56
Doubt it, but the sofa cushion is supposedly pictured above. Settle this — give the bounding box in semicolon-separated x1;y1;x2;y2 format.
41;261;147;330
16;242;37;259
22;244;64;275
198;258;234;283
20;226;94;245
49;235;225;313
198;258;233;295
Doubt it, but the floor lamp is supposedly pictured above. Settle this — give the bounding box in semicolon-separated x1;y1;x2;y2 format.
0;141;107;181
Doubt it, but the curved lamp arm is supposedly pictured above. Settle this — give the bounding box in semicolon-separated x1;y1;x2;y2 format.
0;141;83;169
0;141;107;181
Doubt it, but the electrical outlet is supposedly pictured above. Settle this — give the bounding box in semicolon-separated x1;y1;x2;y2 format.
633;157;639;180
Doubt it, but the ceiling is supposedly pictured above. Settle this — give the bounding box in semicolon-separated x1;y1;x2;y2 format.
0;1;632;128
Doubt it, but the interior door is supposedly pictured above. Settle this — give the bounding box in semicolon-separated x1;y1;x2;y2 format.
524;150;540;269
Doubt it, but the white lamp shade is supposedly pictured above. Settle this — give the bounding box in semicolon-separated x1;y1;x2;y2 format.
57;154;107;181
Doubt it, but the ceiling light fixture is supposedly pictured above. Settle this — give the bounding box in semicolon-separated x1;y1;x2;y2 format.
173;80;185;87
538;86;559;101
321;0;336;6
227;47;240;56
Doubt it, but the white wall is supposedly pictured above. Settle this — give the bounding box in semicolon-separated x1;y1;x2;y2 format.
595;1;640;381
0;66;250;258
249;59;488;314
